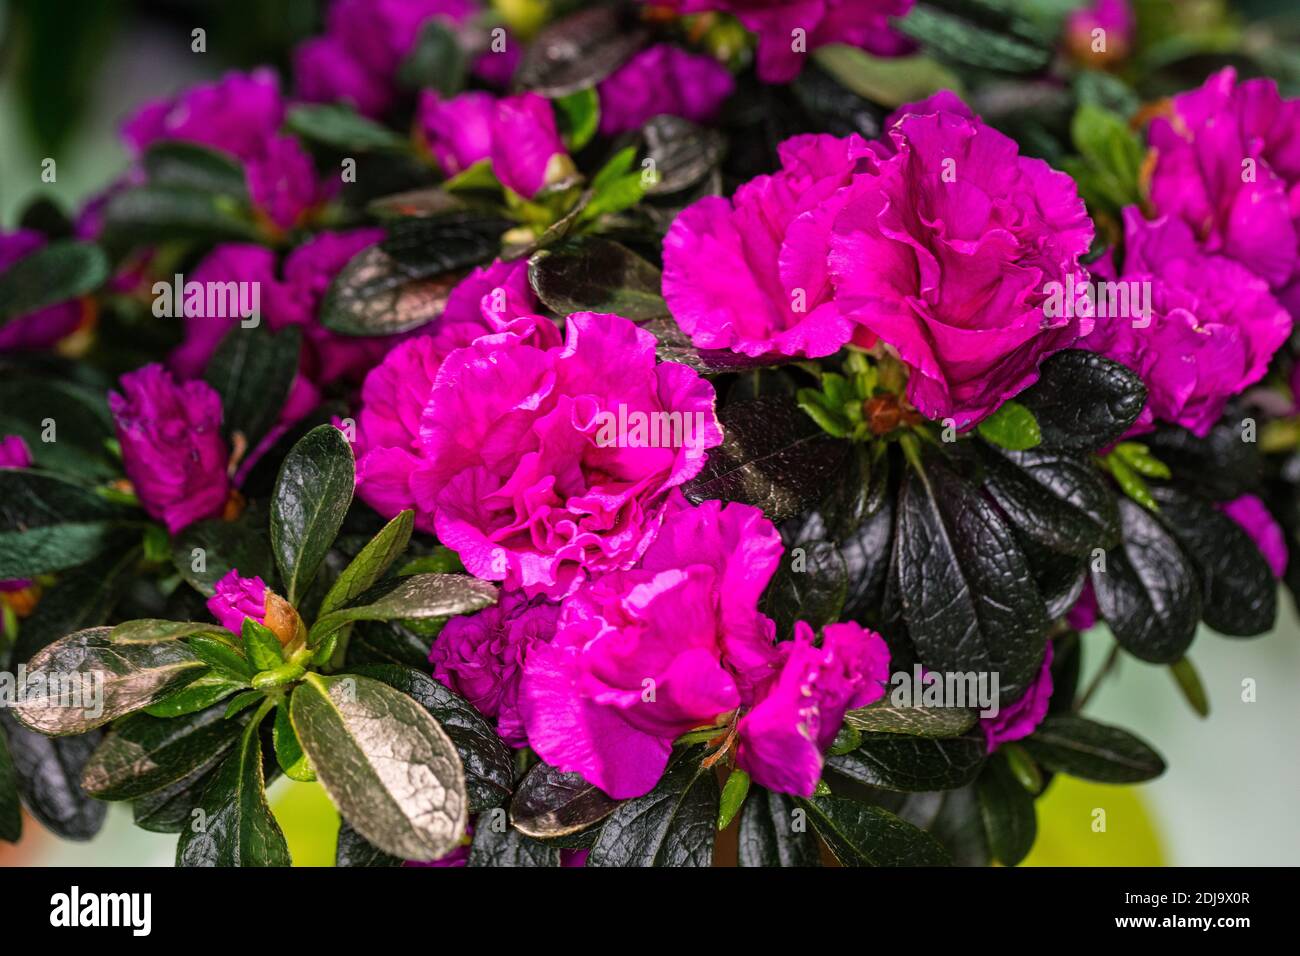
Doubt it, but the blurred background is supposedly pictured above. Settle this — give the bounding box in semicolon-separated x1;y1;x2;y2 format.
1;0;1298;866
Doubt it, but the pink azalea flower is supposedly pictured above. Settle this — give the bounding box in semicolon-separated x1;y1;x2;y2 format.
0;231;85;353
207;569;270;635
981;643;1053;752
596;44;734;136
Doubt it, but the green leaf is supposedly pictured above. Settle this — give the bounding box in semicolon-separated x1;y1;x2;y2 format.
1149;485;1276;637
290;673;467;861
469;824;562;867
976;751;1037;866
81;704;245;801
176;705;291;866
101;185;259;247
1113;441;1171;479
514;4;648;97
0;715;105;840
241;619;284;673
274;703;315;782
682;395;850;523
976;400;1041;450
1070;102;1143;208
0;377;116;479
271;424;356;605
1002;744;1043;794
109;620;226;644
10;627;206;735
351;664;513;813
286;103;408;153
1019;350;1146;454
510;760;621;840
1170;657;1209;718
737;787;820;867
527;237;665;319
1105;453;1158;512
979;444;1120;557
930;784;990;866
799;795;950;866
637;115;725;196
186;634;255;681
812;43;963;107
397;19;465;96
142;140;249;198
317;510;415;619
896;4;1051;73
172;506;276;597
204;325;303;452
717;768;750;830
1091;498;1200;663
895;455;1049;705
588;756;719;867
310;573;497;648
552;88;600;152
760;537;847;638
828;733;986;792
144;672;249;718
1021;714;1166;784
0;470;139;578
0;730;20;842
0;239;106;325
842;699;978;737
336;820;402;867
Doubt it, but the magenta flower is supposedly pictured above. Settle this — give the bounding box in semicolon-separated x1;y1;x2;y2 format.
110;364;230;534
0;435;32;469
418;91;569;198
207;569;269;635
356;312;719;597
1220;495;1288;580
1064;0;1134;65
429;590;561;747
981;643;1053;752
170;229;390;387
596;44;734;136
0;231;85;353
1079;208;1290;437
293;0;478;117
828;94;1095;425
663;133;877;359
650;1;913;84
1148;68;1300;308
519;498;783;798
122;68;323;231
736;621;890;796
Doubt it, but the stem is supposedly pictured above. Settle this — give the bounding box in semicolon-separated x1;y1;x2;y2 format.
1077;643;1121;711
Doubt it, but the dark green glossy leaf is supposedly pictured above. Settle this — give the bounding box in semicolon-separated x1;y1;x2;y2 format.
1091;498;1200;663
638;114;726;196
101;185;259;247
176;709;291;866
683;395;850;523
274;703;314;782
980;444;1120;556
828;733;986;792
0;239;106;324
528;237;665;319
242;619;283;673
1018;350;1146;454
510;760;621;840
81;703;244;801
11;627;206;735
1149;485;1276;637
843;700;978;737
0;729;21;842
286;103;408;152
131;756;227;834
976;751;1036;866
398;19;464;96
172;505;276;597
346;620;439;670
11;543;140;663
642;317;789;374
930;785;990;867
144;672;248;718
271;424;355;605
761;538;847;639
897;3;1050;72
1021;714;1165;783
335;819;402;867
291;673;467;860
1147;416;1259;501
204;325;302;451
0;377;116;479
895;456;1049;704
351;664;513;813
470;823;562;867
317;510;415;618
737;787;820;867
1021;537;1088;620
588;757;718;867
143;140;249;198
311;573;497;647
799;795;950;866
0;470;139;578
515;4;647;96
0;715;105;841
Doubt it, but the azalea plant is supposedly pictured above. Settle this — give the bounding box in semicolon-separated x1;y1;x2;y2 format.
2;0;1299;868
